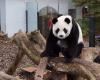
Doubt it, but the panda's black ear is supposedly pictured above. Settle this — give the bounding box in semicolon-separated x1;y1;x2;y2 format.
57;14;62;17
65;18;70;24
52;18;58;24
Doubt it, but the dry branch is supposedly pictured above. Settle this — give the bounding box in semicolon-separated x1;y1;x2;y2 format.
12;30;45;64
7;48;24;75
7;30;45;75
35;57;48;80
0;71;22;80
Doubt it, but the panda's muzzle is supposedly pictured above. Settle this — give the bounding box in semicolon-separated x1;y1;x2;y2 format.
59;35;63;38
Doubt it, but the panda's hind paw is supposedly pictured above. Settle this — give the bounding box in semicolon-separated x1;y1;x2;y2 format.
64;58;73;63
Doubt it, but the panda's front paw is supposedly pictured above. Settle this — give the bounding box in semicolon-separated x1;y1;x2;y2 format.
40;51;52;57
64;58;73;63
46;63;54;70
40;52;47;57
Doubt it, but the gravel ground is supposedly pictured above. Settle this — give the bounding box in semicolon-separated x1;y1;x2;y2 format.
14;55;35;76
0;36;18;72
0;36;34;77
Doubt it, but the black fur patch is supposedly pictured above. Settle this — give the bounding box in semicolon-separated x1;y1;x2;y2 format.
65;18;70;24
55;28;60;34
52;18;58;24
63;28;67;33
94;56;100;63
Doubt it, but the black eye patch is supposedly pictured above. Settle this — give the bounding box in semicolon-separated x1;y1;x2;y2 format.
55;28;60;34
63;28;67;33
65;18;70;24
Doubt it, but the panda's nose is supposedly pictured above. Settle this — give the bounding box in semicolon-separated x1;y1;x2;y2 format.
59;35;63;38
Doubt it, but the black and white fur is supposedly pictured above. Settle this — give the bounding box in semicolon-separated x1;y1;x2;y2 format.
41;15;84;62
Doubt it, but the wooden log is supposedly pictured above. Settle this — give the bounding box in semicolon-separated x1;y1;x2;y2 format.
6;48;24;75
34;57;99;80
21;41;40;64
6;30;45;75
50;57;100;80
34;57;48;80
73;58;100;80
50;59;96;80
80;47;100;62
13;32;41;64
0;71;22;80
47;72;68;80
59;73;67;80
6;30;100;79
15;32;100;79
27;30;46;51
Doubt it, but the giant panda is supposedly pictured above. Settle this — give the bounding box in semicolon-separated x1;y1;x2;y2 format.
41;15;84;62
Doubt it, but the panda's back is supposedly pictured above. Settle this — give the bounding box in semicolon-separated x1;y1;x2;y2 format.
76;22;84;44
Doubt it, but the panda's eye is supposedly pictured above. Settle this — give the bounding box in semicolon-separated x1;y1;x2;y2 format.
55;28;60;34
63;28;67;33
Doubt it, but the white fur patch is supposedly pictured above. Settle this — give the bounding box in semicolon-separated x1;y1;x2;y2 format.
76;23;84;43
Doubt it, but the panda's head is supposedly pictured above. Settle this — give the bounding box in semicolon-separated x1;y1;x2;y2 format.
52;15;73;39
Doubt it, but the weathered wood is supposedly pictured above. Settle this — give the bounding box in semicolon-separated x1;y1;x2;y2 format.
50;59;96;80
12;30;45;64
73;58;100;80
5;30;100;79
34;57;48;80
80;47;100;61
47;72;68;80
34;57;100;80
6;30;45;75
27;30;46;51
60;73;67;80
6;48;24;75
0;71;22;80
21;41;40;64
49;57;100;80
15;31;100;79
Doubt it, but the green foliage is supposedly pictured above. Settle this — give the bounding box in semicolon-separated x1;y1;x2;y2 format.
89;3;100;17
72;0;89;6
95;17;100;34
77;18;89;37
73;0;100;36
72;0;100;6
73;0;100;17
77;17;100;37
